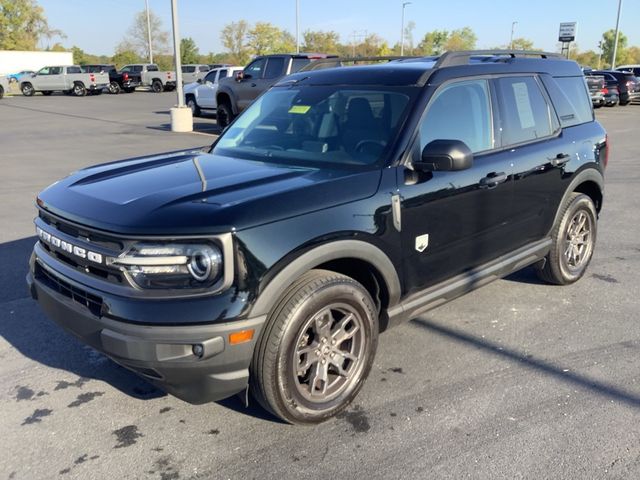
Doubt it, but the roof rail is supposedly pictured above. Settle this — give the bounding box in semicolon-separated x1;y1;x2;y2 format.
298;56;418;72
433;50;563;69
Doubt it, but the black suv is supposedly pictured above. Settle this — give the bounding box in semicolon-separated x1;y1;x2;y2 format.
28;51;607;424
81;64;141;94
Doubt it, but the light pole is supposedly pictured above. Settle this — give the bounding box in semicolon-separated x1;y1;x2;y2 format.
400;2;411;56
295;0;300;54
611;0;623;68
169;0;192;132
510;21;518;50
145;0;153;63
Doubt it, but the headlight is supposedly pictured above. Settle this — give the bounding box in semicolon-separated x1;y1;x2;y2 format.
108;242;223;290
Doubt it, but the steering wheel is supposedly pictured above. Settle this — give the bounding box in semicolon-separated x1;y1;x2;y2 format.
355;140;386;153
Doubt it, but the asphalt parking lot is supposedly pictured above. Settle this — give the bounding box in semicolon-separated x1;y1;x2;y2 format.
1;93;639;480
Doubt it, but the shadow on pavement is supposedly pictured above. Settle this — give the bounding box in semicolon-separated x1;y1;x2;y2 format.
412;316;640;408
0;236;165;400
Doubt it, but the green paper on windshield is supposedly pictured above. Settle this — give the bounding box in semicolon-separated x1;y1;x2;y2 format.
289;105;311;114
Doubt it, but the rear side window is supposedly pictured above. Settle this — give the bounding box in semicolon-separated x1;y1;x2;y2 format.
291;58;311;73
264;57;285;79
496;76;554;146
419;79;493;153
182;66;196;73
66;66;81;74
199;66;209;72
147;65;159;72
541;76;593;128
218;69;228;78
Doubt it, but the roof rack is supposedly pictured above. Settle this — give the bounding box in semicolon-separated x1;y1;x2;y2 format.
433;50;563;69
298;56;417;72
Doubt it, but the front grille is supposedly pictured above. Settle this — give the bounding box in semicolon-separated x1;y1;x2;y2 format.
35;262;103;317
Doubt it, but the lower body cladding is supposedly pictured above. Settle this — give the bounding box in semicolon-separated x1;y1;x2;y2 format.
26;253;265;404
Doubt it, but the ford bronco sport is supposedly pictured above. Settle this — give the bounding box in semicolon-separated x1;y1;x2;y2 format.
28;51;607;424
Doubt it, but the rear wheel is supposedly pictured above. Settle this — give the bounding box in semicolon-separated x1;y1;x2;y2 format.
108;81;121;94
151;79;163;93
21;83;35;96
536;193;597;285
186;96;201;116
250;270;378;424
42;91;53;96
72;82;87;97
0;86;4;99
216;102;234;128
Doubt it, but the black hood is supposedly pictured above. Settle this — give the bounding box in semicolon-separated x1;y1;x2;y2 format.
37;150;381;235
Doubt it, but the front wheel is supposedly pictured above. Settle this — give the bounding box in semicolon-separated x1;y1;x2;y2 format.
216;102;234;128
186;96;201;116
250;270;378;424
536;193;597;285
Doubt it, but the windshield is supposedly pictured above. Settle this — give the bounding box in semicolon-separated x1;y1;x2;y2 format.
213;85;414;168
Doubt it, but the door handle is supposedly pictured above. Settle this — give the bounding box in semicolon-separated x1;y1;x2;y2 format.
479;172;508;188
550;153;571;167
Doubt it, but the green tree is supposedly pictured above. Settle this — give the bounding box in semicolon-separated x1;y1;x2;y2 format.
180;37;199;64
247;22;294;55
220;20;250;65
302;30;340;54
574;49;599;69
443;27;476;51
601;29;628;67
416;30;449;55
117;9;169;61
111;49;143;69
0;0;64;50
510;37;535;50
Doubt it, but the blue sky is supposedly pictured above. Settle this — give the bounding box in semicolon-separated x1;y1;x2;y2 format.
38;0;639;56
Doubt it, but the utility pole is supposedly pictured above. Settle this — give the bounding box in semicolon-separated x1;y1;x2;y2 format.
145;0;153;63
400;2;411;56
510;21;518;50
597;40;603;69
169;0;192;132
611;0;623;69
295;0;300;53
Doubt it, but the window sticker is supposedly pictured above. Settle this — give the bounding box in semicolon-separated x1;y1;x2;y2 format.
289;105;311;114
511;82;535;129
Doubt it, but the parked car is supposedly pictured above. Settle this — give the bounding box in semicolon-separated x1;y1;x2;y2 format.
585;75;605;107
20;65;109;97
215;53;338;127
119;64;176;93
181;64;210;84
28;50;607;425
81;64;142;94
0;75;8;99
184;66;243;116
590;70;640;105
7;70;35;83
616;64;640;77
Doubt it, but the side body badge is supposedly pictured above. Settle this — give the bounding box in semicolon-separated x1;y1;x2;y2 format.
415;234;429;253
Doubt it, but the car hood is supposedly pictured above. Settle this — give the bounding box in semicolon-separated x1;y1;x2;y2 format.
37;150;381;235
183;82;200;94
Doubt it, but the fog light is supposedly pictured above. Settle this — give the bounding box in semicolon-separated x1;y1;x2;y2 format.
192;344;204;358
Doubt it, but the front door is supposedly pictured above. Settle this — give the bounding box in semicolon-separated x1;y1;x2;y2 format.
236;58;267;111
398;78;515;296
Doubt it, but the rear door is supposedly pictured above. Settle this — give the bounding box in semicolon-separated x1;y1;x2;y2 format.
398;78;515;292
48;66;65;89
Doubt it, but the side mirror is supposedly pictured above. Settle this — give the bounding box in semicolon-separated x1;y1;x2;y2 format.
414;139;474;172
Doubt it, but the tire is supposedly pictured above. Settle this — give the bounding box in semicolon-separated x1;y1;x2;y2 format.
536;193;597;285
0;86;4;99
163;85;175;92
217;102;234;128
108;81;121;94
186;96;201;117
123;87;135;93
151;79;163;93
72;82;87;97
21;83;35;97
619;100;630;106
42;91;53;96
250;269;379;424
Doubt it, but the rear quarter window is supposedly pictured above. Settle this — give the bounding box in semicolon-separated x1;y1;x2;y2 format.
541;75;593;128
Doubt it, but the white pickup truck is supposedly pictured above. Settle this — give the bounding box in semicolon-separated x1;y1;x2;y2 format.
183;66;242;116
20;65;109;97
0;75;8;99
120;64;176;93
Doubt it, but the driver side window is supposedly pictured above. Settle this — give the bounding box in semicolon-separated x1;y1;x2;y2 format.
418;79;493;155
244;58;266;78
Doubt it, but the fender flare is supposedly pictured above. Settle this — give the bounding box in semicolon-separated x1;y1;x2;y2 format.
247;239;402;318
551;168;604;229
216;87;238;115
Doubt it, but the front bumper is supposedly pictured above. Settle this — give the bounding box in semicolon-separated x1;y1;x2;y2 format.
27;251;265;404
